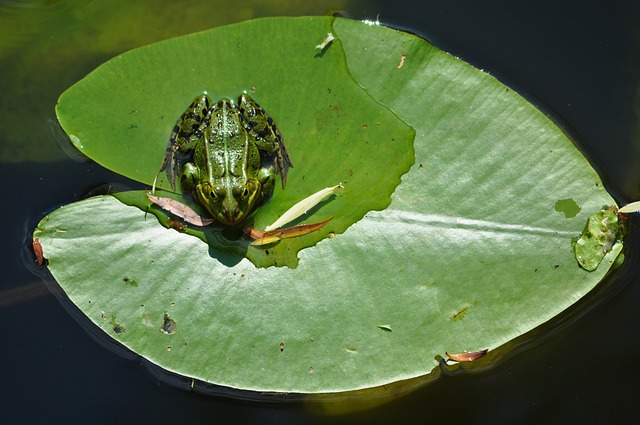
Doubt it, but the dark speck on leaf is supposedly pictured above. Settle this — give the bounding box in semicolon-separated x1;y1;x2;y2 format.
161;313;177;335
110;315;125;334
122;277;138;287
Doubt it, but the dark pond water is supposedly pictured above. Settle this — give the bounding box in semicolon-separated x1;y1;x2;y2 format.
3;0;640;423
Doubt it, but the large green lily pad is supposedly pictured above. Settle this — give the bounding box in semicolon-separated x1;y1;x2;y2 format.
35;16;622;394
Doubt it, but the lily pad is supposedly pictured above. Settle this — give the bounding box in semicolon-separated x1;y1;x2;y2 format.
35;16;623;394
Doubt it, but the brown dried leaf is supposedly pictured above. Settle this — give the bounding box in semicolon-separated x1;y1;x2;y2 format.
167;218;187;232
33;237;44;265
244;217;333;246
146;193;214;227
242;227;265;240
446;349;489;362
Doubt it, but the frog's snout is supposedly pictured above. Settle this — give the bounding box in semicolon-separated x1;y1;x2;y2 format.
220;196;244;225
221;205;242;225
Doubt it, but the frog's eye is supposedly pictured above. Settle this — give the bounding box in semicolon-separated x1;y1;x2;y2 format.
233;185;250;199
210;186;225;200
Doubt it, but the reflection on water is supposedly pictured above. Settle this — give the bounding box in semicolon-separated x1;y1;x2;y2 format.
0;0;95;39
0;282;53;307
0;0;88;10
1;0;59;8
0;0;361;163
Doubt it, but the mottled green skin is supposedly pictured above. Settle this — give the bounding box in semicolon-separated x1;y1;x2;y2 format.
161;94;292;225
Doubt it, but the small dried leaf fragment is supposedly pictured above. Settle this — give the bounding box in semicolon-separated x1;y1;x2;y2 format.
33;237;44;265
446;349;488;362
146;193;214;227
397;53;407;69
315;32;335;50
167;218;187;232
245;217;333;246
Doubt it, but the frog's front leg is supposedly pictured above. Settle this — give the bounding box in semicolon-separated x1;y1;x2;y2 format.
160;94;213;190
237;94;293;188
180;162;200;194
257;166;276;201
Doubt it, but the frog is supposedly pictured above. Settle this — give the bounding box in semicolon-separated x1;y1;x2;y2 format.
160;93;292;225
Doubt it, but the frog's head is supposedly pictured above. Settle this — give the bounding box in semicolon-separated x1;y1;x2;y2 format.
194;180;262;225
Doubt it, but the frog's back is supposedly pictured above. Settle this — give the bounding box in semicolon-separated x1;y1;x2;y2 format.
202;99;255;181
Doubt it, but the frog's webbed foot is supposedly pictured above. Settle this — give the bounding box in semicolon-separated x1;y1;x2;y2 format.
159;142;190;191
159;95;212;191
273;141;292;188
160;128;199;191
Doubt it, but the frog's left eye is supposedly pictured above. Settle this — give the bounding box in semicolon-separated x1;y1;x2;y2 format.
210;186;225;200
234;185;250;199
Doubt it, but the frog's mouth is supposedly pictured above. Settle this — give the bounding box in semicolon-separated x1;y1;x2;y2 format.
218;195;246;225
194;182;259;226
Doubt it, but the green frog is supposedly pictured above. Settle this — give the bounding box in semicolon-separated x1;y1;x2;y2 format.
160;93;292;225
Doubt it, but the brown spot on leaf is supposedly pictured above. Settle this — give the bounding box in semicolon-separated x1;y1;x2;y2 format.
452;306;470;321
33;237;44;265
446;349;488;362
